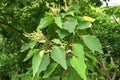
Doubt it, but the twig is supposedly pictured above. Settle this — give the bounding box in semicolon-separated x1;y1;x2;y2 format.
111;71;116;80
99;54;112;80
111;15;120;27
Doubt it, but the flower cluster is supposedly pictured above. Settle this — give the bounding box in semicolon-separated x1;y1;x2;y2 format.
24;30;46;43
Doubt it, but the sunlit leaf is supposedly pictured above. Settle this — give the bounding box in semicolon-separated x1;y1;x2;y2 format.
72;43;84;57
66;11;74;16
23;49;40;62
51;47;67;69
83;16;95;22
21;40;37;52
83;35;103;53
70;56;87;80
32;50;45;77
63;19;78;33
54;16;62;28
70;43;87;80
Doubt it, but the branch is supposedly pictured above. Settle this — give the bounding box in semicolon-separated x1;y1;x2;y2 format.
104;0;120;27
99;54;112;80
111;15;120;27
0;17;22;34
111;71;116;80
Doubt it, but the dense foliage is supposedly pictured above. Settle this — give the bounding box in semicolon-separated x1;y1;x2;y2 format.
0;0;120;80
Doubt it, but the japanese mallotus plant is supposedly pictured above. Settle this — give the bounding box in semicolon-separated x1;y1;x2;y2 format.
21;0;103;80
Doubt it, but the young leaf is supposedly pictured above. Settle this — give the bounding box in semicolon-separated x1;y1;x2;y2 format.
70;43;87;80
82;35;103;53
51;47;67;69
63;19;78;33
23;49;40;62
32;50;45;77
70;56;87;80
21;40;37;52
83;16;95;22
38;54;50;73
43;62;58;78
66;11;74;16
37;16;54;30
54;16;62;28
52;39;62;44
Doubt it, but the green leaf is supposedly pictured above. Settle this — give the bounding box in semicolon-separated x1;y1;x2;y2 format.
70;43;87;80
72;43;84;57
62;76;68;80
52;39;62;44
32;50;45;77
63;19;78;33
70;56;87;80
66;11;74;16
85;52;97;62
77;21;91;29
68;69;82;80
83;16;95;22
21;40;37;52
60;11;74;18
54;16;62;28
43;63;58;78
23;49;40;62
83;35;103;53
71;4;80;11
51;47;67;69
37;16;54;30
56;29;69;39
39;54;50;73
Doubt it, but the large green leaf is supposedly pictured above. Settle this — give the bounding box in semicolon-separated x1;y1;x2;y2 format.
32;50;45;77
63;19;78;33
23;49;40;62
39;54;50;73
51;47;67;69
70;43;87;80
21;40;37;52
77;21;91;29
72;43;84;57
82;35;103;53
54;16;62;28
37;16;54;30
70;56;87;80
43;63;58;78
